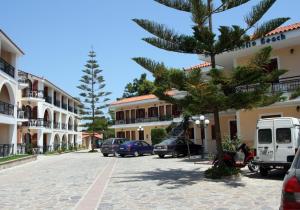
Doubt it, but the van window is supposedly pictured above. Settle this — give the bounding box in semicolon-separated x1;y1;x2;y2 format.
276;128;291;144
258;129;272;144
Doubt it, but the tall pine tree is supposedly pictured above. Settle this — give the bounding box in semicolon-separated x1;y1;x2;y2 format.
78;50;111;151
133;0;289;164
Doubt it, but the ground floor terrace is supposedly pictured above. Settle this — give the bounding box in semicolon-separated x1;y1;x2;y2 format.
17;128;82;154
0;152;283;210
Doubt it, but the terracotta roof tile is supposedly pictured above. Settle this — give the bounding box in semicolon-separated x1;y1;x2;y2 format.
82;132;103;139
184;62;211;72
111;90;176;105
266;22;300;36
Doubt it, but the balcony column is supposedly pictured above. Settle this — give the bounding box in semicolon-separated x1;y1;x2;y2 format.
37;130;43;154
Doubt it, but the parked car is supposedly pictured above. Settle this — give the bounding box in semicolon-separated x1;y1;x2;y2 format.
280;147;300;210
153;138;202;158
95;140;103;148
254;117;299;176
101;138;128;157
118;140;154;157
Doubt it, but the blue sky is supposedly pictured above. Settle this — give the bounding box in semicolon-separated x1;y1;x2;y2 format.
0;0;299;105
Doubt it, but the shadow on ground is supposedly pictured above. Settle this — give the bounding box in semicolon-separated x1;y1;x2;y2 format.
242;169;285;181
113;167;250;189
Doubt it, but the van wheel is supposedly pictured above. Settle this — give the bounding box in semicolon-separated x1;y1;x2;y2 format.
103;153;108;157
134;151;139;157
259;167;269;176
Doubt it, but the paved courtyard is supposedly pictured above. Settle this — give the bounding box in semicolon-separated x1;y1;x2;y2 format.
0;152;284;210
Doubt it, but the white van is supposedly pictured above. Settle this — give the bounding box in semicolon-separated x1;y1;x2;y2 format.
255;117;300;176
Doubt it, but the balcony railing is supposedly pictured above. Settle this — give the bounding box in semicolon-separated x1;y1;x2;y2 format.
0;144;14;157
61;123;67;130
17;109;25;119
23;119;52;128
54;100;61;108
53;122;60;129
68;106;73;112
0;57;15;78
44;96;52;104
62;103;67;110
0;101;14;116
114;115;176;125
22;90;44;99
236;76;300;94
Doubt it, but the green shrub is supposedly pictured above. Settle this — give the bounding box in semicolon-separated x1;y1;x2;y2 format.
222;135;241;152
205;165;240;179
151;128;167;145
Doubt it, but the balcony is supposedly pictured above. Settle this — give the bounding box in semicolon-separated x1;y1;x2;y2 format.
17;109;25;119
22;90;44;99
0;57;15;78
236;76;300;94
53;122;60;129
62;103;67;110
61;123;67;130
0;101;14;116
22;119;52;128
68;124;73;130
68;106;73;112
44;96;52;104
74;108;78;114
74;125;78;131
114;115;175;125
54;100;61;108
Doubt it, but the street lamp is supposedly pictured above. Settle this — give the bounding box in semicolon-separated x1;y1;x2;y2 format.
193;115;210;159
137;126;144;140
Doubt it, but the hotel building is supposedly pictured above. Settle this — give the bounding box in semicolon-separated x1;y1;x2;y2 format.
0;30;24;156
109;22;300;153
17;70;82;153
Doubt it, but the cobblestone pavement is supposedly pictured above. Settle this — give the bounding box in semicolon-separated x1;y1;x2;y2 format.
98;155;284;210
0;153;284;210
0;152;112;210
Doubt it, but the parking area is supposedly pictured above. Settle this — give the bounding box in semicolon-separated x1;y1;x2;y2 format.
0;152;284;210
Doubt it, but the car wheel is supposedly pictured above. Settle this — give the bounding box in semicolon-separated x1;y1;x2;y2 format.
120;154;125;157
248;160;258;172
172;151;179;158
134;151;139;157
103;153;108;157
259;167;269;176
158;154;165;158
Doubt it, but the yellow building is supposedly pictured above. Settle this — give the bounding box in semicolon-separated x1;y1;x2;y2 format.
110;22;300;153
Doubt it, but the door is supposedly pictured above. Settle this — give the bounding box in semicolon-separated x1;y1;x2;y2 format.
159;106;164;119
274;119;294;162
138;130;144;140
131;110;136;123
229;120;237;140
256;119;275;162
125;131;131;139
131;131;136;140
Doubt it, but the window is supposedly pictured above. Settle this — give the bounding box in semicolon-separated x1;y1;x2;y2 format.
116;111;124;121
166;105;172;116
136;109;145;119
265;58;279;82
116;132;125;138
188;128;195;139
148;107;158;117
276;128;291;144
261;114;281;119
258;129;272;144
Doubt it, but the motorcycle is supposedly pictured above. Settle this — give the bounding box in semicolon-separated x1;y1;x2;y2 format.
213;143;258;172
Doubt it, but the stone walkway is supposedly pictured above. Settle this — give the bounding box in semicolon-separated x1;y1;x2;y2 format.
0;152;284;210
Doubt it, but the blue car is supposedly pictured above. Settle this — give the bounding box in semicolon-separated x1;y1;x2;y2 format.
117;140;154;157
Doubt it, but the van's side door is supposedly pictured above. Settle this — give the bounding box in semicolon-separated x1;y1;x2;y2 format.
257;119;275;162
274;119;294;162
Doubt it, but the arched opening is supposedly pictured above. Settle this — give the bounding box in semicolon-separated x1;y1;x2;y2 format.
43;109;52;128
54;134;60;150
23;105;32;119
68;117;73;130
0;83;14;116
62;135;67;151
23;133;31;144
32;106;38;119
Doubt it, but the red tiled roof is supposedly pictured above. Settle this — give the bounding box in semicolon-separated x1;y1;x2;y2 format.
82;132;103;139
110;90;176;105
266;22;300;36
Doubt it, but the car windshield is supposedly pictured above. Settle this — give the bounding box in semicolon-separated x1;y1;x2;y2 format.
103;139;113;145
160;138;176;145
122;141;135;145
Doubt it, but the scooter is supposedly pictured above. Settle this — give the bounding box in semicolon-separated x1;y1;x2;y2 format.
213;143;258;172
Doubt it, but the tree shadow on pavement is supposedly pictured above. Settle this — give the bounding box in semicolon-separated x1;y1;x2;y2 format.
113;167;247;189
241;169;285;181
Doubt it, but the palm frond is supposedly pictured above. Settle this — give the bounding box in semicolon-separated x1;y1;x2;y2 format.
154;0;191;12
244;0;276;28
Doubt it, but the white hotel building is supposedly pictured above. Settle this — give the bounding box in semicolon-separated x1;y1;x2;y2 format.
0;29;82;156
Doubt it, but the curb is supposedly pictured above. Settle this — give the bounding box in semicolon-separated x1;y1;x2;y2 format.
0;155;37;170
